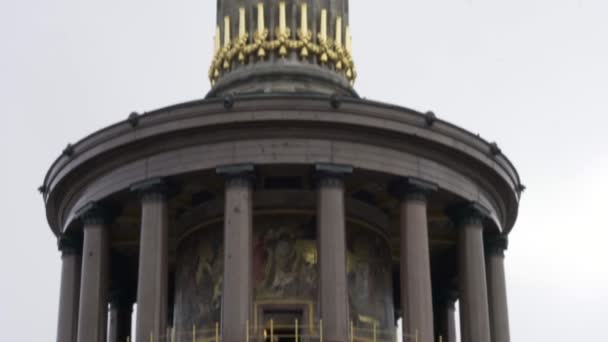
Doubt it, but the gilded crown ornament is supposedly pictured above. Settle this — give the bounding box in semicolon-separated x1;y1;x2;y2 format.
208;1;356;89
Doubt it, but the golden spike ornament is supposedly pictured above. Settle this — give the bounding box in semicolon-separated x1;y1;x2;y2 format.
237;7;248;63
335;17;343;70
319;9;329;63
277;1;290;57
298;3;311;58
256;3;267;58
222;16;231;69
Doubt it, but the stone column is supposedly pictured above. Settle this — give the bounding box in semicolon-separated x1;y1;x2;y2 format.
486;236;510;342
76;204;110;342
445;300;457;342
316;164;352;342
452;204;492;342
132;179;169;341
390;178;437;342
56;235;82;342
434;291;457;342
108;292;134;342
217;164;254;342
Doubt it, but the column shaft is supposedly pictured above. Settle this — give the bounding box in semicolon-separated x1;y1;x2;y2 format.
56;245;81;342
445;304;457;342
400;196;434;342
108;301;133;342
221;176;253;342
318;176;349;342
135;189;169;341
435;300;457;342
458;218;492;342
76;220;109;342
487;240;510;342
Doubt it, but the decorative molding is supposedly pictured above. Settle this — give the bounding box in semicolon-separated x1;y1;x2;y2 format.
62;143;75;158
127;112;140;128
208;3;356;86
489;142;502;157
425;111;437;127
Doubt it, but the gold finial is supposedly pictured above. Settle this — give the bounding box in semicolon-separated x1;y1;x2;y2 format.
320;9;328;42
238;7;247;63
279;1;287;35
335;17;343;48
278;1;288;57
223;16;231;69
319;9;328;63
257;3;265;33
239;8;246;37
301;3;308;34
346;26;352;55
223;16;231;48
214;26;220;54
335;16;343;70
256;3;267;58
300;3;309;58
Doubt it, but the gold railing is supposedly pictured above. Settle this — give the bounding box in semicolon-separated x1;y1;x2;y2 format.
134;319;429;342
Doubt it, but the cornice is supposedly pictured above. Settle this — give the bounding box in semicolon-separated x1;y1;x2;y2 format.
41;95;521;236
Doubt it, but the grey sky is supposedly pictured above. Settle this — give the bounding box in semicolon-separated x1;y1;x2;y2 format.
1;0;607;341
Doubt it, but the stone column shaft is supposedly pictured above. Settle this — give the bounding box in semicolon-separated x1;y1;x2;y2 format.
487;237;510;342
76;209;109;342
393;179;436;342
56;238;82;342
456;208;492;342
219;165;254;342
445;303;457;342
134;181;169;341
435;298;457;342
317;164;351;342
108;299;133;342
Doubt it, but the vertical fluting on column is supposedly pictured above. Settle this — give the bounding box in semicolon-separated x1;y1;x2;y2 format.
56;235;82;342
486;235;511;342
132;179;169;341
316;163;352;342
108;293;134;342
451;204;492;342
389;178;437;342
217;164;254;342
76;204;110;342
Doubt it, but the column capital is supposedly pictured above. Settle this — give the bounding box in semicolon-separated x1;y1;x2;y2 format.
57;234;82;255
314;163;353;187
447;202;490;227
130;178;173;201
388;177;438;202
76;202;116;226
486;235;509;257
216;163;255;186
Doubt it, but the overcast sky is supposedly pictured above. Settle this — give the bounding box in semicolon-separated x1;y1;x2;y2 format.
1;0;607;341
